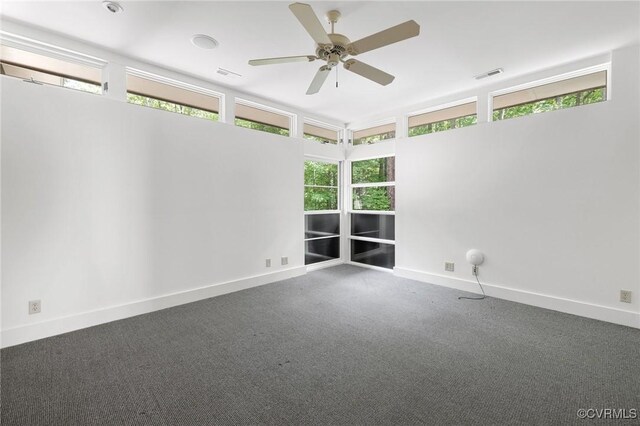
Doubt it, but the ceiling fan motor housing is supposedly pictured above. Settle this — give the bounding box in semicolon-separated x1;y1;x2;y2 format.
316;33;351;65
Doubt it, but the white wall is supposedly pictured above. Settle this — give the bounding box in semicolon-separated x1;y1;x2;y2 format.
395;45;640;327
1;78;307;346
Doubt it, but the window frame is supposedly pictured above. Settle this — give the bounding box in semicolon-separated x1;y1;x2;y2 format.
126;67;224;121
346;155;396;272
304;157;343;269
0;34;106;95
302;118;342;145
349;118;397;146
407;97;478;137
304;157;341;214
348;155;396;215
488;63;611;122
235;98;296;137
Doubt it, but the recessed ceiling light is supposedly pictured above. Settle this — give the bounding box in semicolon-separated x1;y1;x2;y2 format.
102;1;124;14
191;34;219;50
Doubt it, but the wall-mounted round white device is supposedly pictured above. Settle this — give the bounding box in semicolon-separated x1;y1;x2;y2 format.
466;249;484;266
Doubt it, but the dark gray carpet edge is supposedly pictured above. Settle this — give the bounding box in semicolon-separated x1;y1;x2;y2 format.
1;264;639;425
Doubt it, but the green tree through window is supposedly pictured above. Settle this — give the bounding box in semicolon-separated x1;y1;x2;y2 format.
409;115;477;137
235;118;289;136
351;157;395;211
127;93;218;121
304;161;339;211
493;87;605;121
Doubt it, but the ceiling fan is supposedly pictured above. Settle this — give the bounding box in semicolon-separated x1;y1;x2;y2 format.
248;2;420;95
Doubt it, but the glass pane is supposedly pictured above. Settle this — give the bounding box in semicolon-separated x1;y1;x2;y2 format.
352;187;395;211
353;123;396;145
127;93;219;121
408;114;477;137
350;240;395;269
492;87;606;121
305;188;338;211
127;74;219;113
353;131;395;146
304;133;338;144
306;237;340;265
303;123;338;144
305;161;338;186
1;62;102;94
235;103;289;129
351;157;395;184
351;214;395;240
305;214;340;239
234;118;289;136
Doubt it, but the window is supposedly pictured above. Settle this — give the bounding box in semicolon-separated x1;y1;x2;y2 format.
349;156;395;269
304;160;341;265
352;122;396;145
303;122;339;144
492;70;607;121
351;156;395;211
0;45;102;94
305;160;339;211
126;72;220;121
305;214;341;265
235;101;291;136
408;101;477;136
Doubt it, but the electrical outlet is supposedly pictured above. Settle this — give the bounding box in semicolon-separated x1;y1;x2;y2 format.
265;259;271;267
620;290;632;303
29;300;41;315
444;262;455;272
472;266;479;276
281;257;288;266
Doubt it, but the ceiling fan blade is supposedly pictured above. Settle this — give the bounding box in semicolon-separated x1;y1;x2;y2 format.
289;2;332;45
348;20;420;55
343;59;395;86
306;65;331;95
249;55;316;66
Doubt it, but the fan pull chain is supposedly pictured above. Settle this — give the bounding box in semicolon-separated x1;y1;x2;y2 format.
336;65;339;88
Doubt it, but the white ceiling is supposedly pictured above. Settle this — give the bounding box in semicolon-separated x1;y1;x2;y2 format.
1;1;638;123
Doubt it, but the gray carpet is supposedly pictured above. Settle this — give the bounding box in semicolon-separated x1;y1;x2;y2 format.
1;265;639;425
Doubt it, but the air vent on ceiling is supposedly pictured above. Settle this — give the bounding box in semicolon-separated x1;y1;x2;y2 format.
475;68;503;80
216;68;242;78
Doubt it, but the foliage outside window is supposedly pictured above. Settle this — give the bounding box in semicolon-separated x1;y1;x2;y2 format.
352;122;396;146
408;101;477;137
127;93;218;121
492;70;607;121
303;122;339;144
349;159;396;269
235;118;289;136
304;160;340;265
126;73;220;121
235;102;291;137
304;161;339;211
351;157;395;211
493;87;605;121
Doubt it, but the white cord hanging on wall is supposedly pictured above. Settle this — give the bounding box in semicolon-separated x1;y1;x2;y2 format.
459;249;486;301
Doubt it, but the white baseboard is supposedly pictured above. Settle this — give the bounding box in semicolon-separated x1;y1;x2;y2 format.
1;266;306;348
306;258;344;272
394;267;640;329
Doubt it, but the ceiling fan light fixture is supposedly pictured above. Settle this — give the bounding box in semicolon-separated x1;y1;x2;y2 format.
191;34;219;50
102;1;123;14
